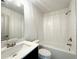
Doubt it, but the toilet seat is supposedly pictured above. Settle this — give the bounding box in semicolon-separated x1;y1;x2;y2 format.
39;48;51;57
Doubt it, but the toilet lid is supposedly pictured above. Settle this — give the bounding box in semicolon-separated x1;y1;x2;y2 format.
39;49;51;57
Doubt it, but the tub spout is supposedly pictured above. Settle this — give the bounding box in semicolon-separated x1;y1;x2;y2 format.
67;43;72;46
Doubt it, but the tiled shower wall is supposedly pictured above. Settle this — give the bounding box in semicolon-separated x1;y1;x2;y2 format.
42;0;76;54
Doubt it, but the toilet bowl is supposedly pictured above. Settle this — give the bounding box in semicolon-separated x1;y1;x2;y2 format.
39;48;51;59
33;40;51;59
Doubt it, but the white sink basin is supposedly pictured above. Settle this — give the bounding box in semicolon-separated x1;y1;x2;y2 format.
1;41;39;59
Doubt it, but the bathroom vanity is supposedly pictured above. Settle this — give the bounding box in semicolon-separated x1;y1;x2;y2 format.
1;41;39;59
23;47;38;59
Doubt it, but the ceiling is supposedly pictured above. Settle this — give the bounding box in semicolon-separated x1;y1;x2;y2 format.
29;0;71;13
1;0;71;14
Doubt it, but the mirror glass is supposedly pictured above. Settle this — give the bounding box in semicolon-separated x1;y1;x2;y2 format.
1;0;24;41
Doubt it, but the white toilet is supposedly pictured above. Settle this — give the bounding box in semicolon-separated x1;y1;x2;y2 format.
33;40;51;59
39;48;51;59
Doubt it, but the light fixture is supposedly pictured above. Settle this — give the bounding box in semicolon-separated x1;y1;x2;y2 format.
15;2;21;7
7;0;13;2
15;0;22;7
6;0;22;7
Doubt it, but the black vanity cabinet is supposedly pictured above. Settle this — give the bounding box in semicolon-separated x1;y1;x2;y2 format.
23;47;38;59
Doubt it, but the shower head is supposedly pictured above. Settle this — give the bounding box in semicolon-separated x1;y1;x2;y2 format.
65;10;71;15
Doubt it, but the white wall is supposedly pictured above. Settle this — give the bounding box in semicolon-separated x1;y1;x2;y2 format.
1;6;24;39
24;0;43;41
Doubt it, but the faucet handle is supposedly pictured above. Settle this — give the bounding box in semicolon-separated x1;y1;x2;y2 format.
68;38;72;42
13;42;16;45
7;43;10;48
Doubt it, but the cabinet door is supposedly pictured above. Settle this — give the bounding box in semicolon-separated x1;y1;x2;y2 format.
23;47;38;59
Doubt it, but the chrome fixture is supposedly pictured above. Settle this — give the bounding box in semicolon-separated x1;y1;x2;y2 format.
65;10;71;15
7;42;16;48
67;43;72;47
68;37;72;42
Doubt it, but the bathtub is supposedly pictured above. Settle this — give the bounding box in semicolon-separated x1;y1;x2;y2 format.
39;44;76;59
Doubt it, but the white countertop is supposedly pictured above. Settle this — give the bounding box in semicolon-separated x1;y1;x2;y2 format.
1;40;39;59
14;41;39;59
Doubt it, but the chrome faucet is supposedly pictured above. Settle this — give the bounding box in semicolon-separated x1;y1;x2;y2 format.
7;42;16;48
